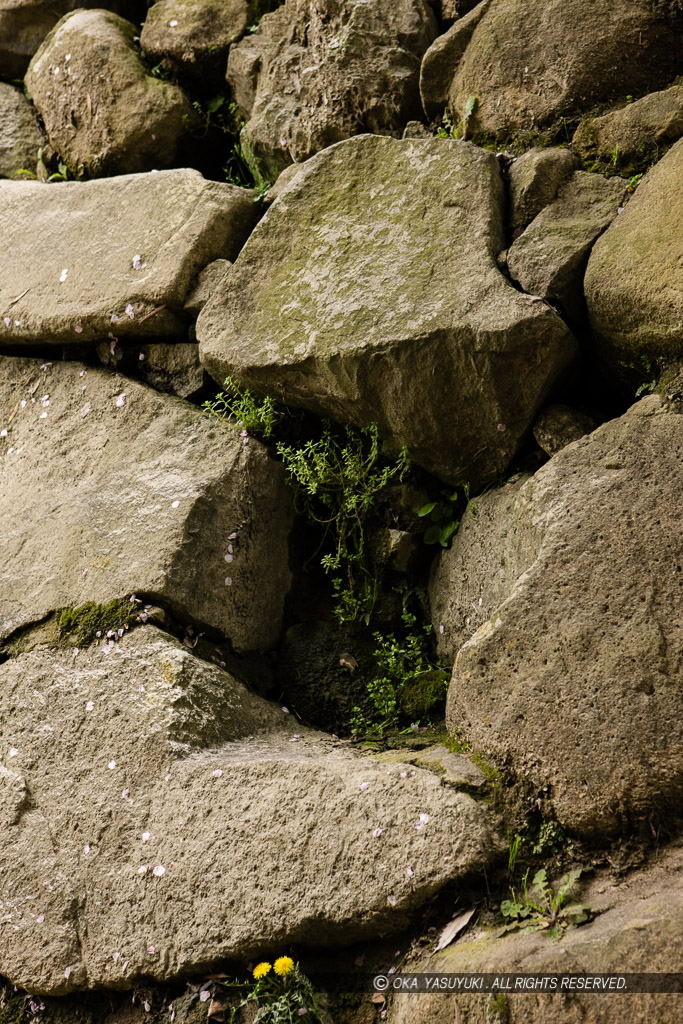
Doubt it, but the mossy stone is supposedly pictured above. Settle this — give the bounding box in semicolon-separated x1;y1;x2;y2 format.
398;667;449;721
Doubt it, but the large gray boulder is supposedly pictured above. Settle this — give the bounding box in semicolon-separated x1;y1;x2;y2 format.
431;397;683;835
0;358;292;655
0;628;502;995
0;82;46;181
25;9;197;178
0;0;135;78
197;135;577;489
226;0;438;176
573;84;683;167
420;0;683;139
585;138;683;371
0;169;257;347
507;171;627;321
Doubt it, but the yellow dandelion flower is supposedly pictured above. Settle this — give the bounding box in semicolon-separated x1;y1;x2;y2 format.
273;956;295;976
253;962;272;980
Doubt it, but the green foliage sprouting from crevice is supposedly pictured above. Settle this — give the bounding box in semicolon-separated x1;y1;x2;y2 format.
350;607;448;736
499;867;591;940
204;376;278;439
276;421;410;624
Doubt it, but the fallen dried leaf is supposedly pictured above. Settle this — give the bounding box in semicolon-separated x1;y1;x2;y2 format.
434;908;475;952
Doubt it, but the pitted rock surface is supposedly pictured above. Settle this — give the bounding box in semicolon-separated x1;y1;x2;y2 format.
420;0;683;139
227;0;438;175
0;82;47;180
585;137;683;370
508;171;627;320
432;397;683;834
0;0;136;77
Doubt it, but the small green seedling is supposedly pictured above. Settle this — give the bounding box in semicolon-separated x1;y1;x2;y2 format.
436;97;478;141
419;489;460;547
499;868;591;940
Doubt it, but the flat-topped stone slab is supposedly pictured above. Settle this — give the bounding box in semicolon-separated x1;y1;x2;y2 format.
0;169;257;347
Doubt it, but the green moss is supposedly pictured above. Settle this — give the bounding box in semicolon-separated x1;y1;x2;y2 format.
471;116;576;156
486;992;510;1023
57;598;139;648
398;667;449;720
470;749;501;783
442;732;502;783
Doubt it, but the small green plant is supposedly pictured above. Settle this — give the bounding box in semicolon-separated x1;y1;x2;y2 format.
443;730;471;754
224;138;276;198
220;956;324;1023
507;833;521;875
627;172;644;192
19;147;78;182
499;868;591;940
46;160;77;182
529;819;574;860
277;422;409;623
436;97;477;140
511;816;575;869
350;609;441;736
245;0;282;31
204;376;278;440
190;92;227;134
148;61;171;81
609;142;619;170
619;353;662;397
418;488;460;547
